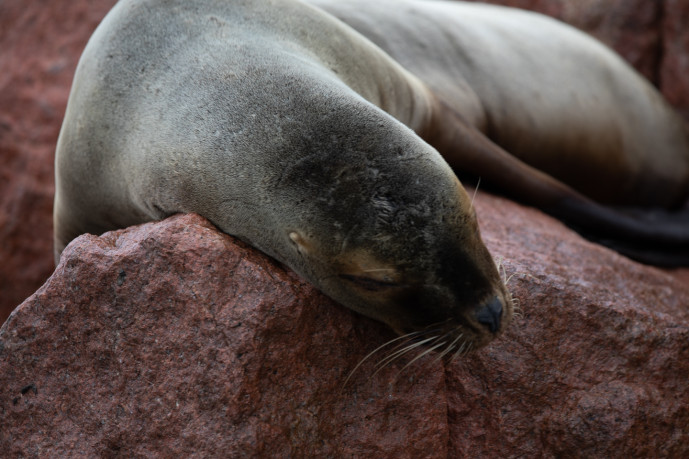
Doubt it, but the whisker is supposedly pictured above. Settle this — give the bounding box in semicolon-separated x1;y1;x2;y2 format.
370;335;440;380
392;340;448;382
506;270;537;285
430;332;464;366
407;337;456;381
377;333;430;363
343;331;422;388
451;340;471;362
510;295;524;318
494;256;506;284
345;320;474;387
470;177;481;211
375;335;439;370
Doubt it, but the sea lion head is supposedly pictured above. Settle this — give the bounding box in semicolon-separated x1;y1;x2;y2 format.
270;99;512;351
174;56;512;351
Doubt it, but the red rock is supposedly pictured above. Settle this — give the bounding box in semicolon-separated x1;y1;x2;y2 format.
0;0;117;325
0;214;448;457
448;190;689;457
2;196;688;456
661;0;689;121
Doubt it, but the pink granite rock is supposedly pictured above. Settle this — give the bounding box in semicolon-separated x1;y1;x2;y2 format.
0;214;448;457
0;0;117;325
449;190;689;457
2;193;688;456
661;0;689;121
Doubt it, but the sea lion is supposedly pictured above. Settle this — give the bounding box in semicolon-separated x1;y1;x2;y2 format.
54;0;688;352
308;0;689;265
54;0;511;351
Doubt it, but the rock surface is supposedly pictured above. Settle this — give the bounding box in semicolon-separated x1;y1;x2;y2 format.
662;0;689;121
0;0;117;325
2;195;688;456
0;214;449;457
452;191;689;457
2;0;689;325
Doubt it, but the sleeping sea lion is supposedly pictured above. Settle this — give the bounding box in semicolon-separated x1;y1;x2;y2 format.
54;0;689;353
309;0;689;265
55;0;512;351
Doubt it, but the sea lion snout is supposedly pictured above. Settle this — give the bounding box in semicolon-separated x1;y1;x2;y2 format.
326;256;511;348
475;296;503;334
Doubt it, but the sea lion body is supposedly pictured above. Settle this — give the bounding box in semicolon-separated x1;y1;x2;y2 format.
55;0;510;348
311;0;689;208
310;0;689;264
55;0;689;349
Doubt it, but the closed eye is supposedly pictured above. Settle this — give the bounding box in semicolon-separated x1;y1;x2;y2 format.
339;274;404;291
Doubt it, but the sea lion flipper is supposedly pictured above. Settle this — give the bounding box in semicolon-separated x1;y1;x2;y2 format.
424;100;581;207
426;102;689;266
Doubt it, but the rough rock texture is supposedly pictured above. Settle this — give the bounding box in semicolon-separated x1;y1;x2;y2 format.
662;0;689;120
452;191;689;457
0;214;449;457
0;0;117;325
3;194;689;456
2;0;689;326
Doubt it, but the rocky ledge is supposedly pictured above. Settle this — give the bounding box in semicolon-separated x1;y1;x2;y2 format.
2;189;688;457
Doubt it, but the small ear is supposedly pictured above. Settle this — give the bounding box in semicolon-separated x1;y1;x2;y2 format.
289;231;310;255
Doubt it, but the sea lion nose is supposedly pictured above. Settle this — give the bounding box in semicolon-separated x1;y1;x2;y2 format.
475;296;503;333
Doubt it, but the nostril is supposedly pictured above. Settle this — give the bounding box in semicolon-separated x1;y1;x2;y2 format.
475;296;503;333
